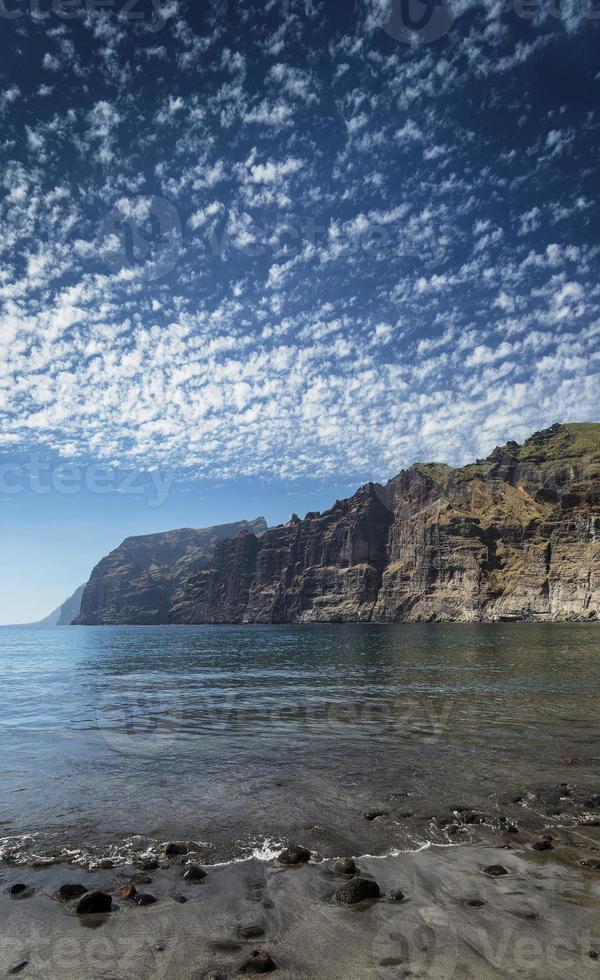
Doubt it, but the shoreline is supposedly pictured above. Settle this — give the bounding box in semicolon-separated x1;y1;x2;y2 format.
3;775;600;872
2;826;600;978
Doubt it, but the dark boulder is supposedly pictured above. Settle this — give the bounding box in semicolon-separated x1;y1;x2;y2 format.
333;857;357;876
482;865;509;877
182;864;207;881
277;845;311;866
532;840;554;851
135;893;158;906
9;884;27;896
363;810;387;821
336;876;380;905
76;891;113;915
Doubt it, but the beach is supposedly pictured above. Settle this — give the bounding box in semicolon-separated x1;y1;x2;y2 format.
2;825;600;978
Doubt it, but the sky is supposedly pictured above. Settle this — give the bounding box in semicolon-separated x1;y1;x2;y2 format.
0;0;599;622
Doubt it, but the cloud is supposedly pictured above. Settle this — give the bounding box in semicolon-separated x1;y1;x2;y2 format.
0;2;597;487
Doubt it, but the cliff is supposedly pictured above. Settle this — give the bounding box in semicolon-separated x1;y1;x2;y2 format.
74;518;268;625
28;584;86;627
170;423;600;624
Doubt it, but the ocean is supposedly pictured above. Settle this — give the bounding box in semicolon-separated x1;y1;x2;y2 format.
1;623;599;868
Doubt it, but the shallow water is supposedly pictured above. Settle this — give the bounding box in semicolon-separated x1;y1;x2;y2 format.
1;623;599;866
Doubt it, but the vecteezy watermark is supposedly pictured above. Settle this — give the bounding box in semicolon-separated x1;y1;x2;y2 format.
379;0;599;44
100;195;183;280
0;456;172;507
512;0;600;21
2;910;182;980
372;904;600;978
200;214;398;261
95;690;454;759
373;906;459;979
0;0;172;30
381;0;455;44
97;199;402;273
96;676;185;757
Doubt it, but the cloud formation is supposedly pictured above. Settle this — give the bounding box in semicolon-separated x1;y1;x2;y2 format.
0;0;599;483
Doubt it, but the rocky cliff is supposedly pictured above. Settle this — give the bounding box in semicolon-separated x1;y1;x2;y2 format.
74;518;268;625
170;423;600;624
29;584;86;627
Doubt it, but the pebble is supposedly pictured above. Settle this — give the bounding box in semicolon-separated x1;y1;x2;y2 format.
387;889;405;902
115;883;137;899
8;961;28;975
239;925;266;939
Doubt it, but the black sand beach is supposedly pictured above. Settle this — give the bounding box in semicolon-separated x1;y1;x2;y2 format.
2;825;600;978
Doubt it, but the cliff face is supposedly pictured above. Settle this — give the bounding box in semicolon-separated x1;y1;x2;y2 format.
74;518;267;625
170;484;393;624
172;423;600;624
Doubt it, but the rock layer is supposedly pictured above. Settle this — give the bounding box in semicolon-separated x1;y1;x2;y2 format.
171;423;600;624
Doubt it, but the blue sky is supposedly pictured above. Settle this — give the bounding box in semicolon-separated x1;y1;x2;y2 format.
0;0;599;622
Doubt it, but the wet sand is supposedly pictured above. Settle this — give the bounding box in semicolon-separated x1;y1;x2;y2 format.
2;828;600;979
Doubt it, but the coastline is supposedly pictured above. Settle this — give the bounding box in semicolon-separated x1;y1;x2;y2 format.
2;827;600;978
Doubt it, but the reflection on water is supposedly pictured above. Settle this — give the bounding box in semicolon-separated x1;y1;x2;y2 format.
0;623;599;863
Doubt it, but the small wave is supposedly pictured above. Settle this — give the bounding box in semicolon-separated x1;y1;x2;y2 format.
0;831;294;871
210;837;287;867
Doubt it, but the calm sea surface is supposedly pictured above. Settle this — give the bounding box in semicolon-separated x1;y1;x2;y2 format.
1;623;599;866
